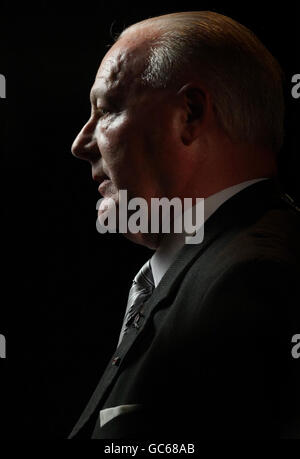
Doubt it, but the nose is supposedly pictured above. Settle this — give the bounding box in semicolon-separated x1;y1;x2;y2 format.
71;116;100;162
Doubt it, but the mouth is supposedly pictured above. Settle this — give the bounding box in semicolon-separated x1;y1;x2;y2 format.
92;169;114;197
98;179;113;197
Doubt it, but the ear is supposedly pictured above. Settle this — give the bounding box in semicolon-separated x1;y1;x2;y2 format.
177;84;206;146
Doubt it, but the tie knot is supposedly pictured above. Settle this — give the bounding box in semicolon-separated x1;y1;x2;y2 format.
117;259;155;347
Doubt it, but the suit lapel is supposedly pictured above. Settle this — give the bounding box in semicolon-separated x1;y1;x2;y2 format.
69;178;285;438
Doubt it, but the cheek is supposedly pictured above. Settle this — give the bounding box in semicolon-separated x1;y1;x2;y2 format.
96;113;130;164
97;112;128;144
95;113;139;187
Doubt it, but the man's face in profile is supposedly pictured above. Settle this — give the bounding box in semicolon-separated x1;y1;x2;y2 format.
72;31;185;247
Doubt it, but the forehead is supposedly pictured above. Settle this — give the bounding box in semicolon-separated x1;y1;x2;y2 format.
91;37;149;100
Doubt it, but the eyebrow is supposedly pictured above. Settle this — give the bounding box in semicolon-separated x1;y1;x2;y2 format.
90;88;104;103
90;87;125;109
90;88;121;104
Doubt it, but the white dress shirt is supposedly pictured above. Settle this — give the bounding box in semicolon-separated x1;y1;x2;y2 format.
150;178;268;288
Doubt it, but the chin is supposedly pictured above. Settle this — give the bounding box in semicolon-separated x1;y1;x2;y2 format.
122;231;160;250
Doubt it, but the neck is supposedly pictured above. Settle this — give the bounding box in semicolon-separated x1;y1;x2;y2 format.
172;141;278;200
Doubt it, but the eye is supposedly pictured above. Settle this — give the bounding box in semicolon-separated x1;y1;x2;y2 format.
97;107;110;117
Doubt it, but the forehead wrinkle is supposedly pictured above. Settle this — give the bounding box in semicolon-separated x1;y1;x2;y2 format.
97;40;151;94
97;57;123;91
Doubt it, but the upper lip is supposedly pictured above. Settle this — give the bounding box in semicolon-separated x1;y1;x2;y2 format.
92;169;111;184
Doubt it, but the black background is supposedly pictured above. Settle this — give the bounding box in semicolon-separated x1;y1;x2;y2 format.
0;1;299;438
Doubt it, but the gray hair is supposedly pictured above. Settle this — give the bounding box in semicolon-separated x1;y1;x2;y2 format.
120;11;285;153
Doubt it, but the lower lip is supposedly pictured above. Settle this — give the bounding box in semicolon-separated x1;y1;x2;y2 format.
98;179;113;196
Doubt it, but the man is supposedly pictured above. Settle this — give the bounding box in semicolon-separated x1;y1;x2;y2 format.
69;11;300;438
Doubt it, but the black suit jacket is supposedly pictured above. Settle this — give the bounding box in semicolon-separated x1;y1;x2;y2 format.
69;179;300;439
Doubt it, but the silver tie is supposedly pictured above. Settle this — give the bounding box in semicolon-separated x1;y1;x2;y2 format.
117;260;155;347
